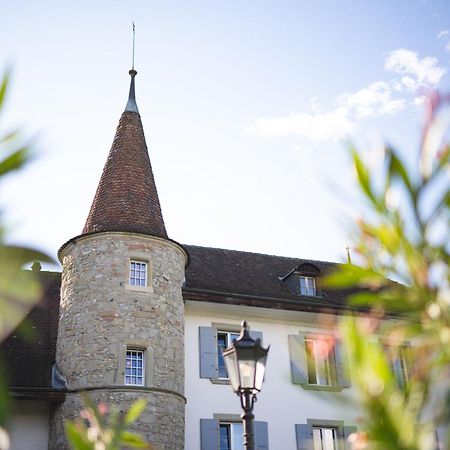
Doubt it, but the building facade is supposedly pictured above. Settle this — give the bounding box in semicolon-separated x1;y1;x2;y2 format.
1;70;411;450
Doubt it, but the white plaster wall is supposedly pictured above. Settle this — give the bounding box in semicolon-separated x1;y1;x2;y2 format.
8;400;50;450
185;301;360;450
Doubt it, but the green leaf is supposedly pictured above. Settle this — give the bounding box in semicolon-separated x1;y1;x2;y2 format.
386;146;414;195
0;71;9;114
65;422;93;450
119;431;152;448
0;146;30;177
124;399;147;425
351;146;378;207
0;129;20;145
325;264;388;289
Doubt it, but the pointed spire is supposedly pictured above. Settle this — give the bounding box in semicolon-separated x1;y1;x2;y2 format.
125;69;139;113
82;70;167;239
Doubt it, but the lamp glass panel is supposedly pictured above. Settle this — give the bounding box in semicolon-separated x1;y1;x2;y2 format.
254;356;267;391
238;358;256;389
223;350;240;392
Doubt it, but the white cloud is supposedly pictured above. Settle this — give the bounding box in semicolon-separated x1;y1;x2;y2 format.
337;81;406;119
437;30;450;53
244;110;356;141
384;49;446;90
245;48;444;143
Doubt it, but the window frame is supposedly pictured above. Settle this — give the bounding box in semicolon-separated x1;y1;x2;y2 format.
116;342;154;387
296;420;355;450
219;421;244;450
299;275;316;296
217;330;241;380
129;260;148;287
312;426;338;450
305;337;337;386
200;415;268;450
199;324;263;383
384;342;410;389
288;332;351;390
124;348;145;386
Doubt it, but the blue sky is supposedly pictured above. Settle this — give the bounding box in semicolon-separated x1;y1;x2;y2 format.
1;0;449;268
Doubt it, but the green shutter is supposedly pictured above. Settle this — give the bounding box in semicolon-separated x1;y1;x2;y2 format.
199;327;218;378
200;419;219;450
289;334;309;384
335;339;351;388
295;424;313;450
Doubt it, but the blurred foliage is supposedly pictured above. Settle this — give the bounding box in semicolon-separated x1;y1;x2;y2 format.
66;397;153;450
0;70;54;343
0;68;53;446
327;92;449;450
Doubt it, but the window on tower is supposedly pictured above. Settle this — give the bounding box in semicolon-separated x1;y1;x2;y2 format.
129;261;147;287
125;349;145;386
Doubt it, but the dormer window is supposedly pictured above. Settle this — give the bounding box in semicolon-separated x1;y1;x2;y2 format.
281;262;321;297
299;276;316;296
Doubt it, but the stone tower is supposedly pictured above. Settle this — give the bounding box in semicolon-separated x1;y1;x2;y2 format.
50;70;187;450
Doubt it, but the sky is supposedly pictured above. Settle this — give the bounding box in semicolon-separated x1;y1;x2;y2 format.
1;0;449;270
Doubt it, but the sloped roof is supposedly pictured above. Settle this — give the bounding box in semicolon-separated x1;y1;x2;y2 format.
0;271;60;390
184;245;352;308
83;73;167;238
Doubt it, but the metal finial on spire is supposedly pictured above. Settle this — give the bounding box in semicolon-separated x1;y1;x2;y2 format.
125;22;139;114
132;21;136;70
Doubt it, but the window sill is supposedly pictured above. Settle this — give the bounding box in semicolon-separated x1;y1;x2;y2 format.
210;378;231;385
301;384;344;392
125;284;153;293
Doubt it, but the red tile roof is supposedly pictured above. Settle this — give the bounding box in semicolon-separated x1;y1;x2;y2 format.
83;105;167;238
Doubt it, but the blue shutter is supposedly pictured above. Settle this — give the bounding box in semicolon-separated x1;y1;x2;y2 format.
200;419;219;450
254;421;269;450
250;330;263;344
295;424;313;450
288;334;309;384
199;326;218;378
335;339;351;388
343;426;357;450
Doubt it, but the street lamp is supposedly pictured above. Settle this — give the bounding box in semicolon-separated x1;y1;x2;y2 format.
222;321;269;450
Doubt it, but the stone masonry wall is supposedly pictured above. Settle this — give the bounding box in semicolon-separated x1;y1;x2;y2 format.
49;232;187;450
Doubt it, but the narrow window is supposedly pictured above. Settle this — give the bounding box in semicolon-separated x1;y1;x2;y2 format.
313;426;337;450
125;349;145;386
219;422;244;450
129;261;147;287
299;276;316;296
385;345;409;389
305;338;336;386
217;331;240;379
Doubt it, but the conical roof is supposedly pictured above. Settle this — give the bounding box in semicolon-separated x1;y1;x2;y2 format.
82;70;168;238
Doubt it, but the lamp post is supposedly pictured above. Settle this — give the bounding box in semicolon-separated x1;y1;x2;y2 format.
222;321;269;450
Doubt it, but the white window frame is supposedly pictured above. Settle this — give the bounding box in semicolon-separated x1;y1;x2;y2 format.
129;260;147;287
312;426;338;450
299;276;316;296
219;421;244;450
305;337;337;386
217;330;240;380
125;348;145;386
